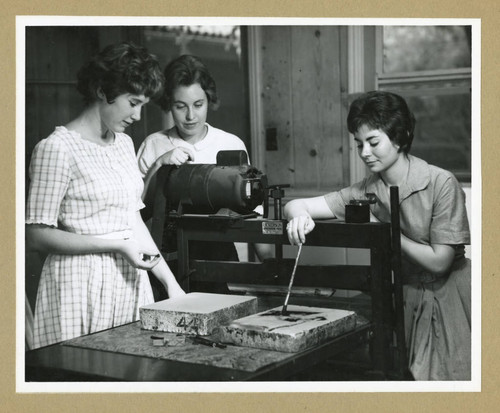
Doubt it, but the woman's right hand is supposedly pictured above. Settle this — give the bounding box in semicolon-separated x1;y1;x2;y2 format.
116;238;161;270
286;215;315;246
156;147;195;167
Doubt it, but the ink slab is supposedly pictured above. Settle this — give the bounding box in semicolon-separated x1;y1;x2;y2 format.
139;292;258;336
220;305;357;353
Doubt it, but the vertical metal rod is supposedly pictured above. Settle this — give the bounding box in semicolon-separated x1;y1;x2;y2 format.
390;186;408;378
176;218;190;293
274;195;283;260
275;244;283;261
274;197;282;220
369;243;391;376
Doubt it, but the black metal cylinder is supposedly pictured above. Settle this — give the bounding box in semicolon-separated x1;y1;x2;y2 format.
163;164;266;214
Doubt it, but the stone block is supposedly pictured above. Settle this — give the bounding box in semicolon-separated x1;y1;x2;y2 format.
140;292;258;336
220;305;357;353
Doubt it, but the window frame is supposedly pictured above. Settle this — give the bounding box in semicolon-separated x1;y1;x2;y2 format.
374;26;472;182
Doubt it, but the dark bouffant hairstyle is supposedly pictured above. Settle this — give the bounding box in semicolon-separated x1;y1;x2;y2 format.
157;54;219;112
77;42;164;105
347;91;416;154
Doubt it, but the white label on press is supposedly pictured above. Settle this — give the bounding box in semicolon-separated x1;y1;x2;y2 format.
262;221;284;235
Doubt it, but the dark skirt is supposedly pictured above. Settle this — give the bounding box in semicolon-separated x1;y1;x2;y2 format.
404;258;471;380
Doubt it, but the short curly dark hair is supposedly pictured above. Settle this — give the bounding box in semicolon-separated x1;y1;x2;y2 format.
157;54;219;112
347;91;416;154
76;42;164;105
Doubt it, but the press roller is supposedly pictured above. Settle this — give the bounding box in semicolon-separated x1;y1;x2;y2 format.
162;162;267;215
152;150;276;217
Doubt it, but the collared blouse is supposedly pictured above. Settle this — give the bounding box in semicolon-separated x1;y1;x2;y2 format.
324;155;470;271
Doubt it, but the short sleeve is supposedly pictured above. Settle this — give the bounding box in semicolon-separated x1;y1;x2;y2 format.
136;138;155;178
137;133;177;178
430;173;470;245
26;138;71;227
324;180;368;220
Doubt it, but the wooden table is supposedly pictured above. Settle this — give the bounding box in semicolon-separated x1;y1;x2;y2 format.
27;189;410;381
25;315;371;382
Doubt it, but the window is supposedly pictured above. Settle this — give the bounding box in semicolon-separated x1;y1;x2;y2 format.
376;26;472;182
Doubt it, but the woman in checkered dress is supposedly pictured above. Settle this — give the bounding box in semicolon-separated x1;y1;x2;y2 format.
26;43;185;349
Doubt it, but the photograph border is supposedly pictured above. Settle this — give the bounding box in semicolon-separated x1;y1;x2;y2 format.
2;0;497;411
16;15;482;394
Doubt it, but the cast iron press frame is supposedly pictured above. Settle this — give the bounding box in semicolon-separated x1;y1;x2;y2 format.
168;186;409;380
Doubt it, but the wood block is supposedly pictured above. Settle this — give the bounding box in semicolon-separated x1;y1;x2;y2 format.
139;292;258;336
220;305;357;353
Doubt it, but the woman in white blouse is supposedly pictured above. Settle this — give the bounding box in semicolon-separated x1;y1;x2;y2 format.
26;42;185;349
136;54;273;296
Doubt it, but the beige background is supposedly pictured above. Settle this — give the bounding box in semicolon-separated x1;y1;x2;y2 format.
2;1;497;411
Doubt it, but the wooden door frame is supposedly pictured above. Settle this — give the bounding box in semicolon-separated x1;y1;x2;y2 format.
247;26;266;172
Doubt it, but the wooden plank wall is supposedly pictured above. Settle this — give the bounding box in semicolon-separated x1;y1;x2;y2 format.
25;27;97;169
260;26;348;193
24;26;153;164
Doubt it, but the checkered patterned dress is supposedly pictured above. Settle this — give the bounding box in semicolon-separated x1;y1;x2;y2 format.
26;126;154;349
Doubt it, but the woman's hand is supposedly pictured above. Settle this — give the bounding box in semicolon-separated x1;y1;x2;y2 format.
283;196;334;246
286;215;315;246
116;238;161;270
156;147;194;167
132;212;186;298
141;147;194;202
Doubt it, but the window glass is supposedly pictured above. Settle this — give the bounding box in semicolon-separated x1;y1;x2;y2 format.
379;84;471;182
379;25;472;181
383;26;471;73
407;91;470;181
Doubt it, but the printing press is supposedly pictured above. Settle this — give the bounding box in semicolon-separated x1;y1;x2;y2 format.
26;150;410;381
144;150;410;380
